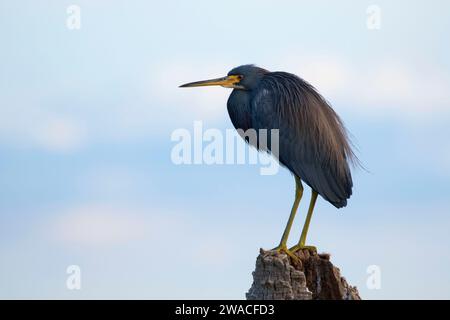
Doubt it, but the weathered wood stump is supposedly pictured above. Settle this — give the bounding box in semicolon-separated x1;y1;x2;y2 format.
246;248;361;300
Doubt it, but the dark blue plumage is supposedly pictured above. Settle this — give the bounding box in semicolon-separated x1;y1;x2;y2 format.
226;65;354;208
180;64;357;253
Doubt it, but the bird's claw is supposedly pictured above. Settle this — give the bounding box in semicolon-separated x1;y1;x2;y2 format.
272;244;299;262
289;244;317;253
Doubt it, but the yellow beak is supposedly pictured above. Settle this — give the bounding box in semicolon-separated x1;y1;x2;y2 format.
179;75;241;88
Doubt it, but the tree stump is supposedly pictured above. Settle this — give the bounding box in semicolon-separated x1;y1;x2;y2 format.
246;248;361;300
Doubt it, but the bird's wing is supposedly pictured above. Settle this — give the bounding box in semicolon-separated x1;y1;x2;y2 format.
250;72;353;208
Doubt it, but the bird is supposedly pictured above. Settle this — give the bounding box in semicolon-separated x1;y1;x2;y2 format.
180;64;356;258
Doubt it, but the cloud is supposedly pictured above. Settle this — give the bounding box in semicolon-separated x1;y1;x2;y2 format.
359;63;450;116
51;205;149;246
47;202;240;268
278;54;450;119
0;101;87;153
77;166;147;197
49;204;207;249
33;116;87;153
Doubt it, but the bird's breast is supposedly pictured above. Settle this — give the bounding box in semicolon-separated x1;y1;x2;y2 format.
227;89;253;132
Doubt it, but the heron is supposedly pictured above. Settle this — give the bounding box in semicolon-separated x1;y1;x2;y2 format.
180;65;356;258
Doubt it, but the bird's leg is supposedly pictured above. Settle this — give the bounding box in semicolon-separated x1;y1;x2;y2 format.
272;176;303;260
290;190;318;253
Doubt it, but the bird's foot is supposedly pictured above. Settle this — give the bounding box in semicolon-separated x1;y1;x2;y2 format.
272;244;299;262
289;244;317;253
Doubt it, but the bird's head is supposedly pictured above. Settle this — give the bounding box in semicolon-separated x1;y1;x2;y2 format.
179;64;268;90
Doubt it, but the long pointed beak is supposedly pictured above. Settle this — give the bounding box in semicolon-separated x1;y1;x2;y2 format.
179;75;240;88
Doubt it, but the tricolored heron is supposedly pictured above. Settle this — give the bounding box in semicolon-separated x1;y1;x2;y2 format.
180;65;356;258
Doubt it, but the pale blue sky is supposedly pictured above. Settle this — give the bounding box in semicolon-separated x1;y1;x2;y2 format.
1;0;450;299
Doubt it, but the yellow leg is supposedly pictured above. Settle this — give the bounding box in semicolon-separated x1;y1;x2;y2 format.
290;190;318;252
272;176;303;260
